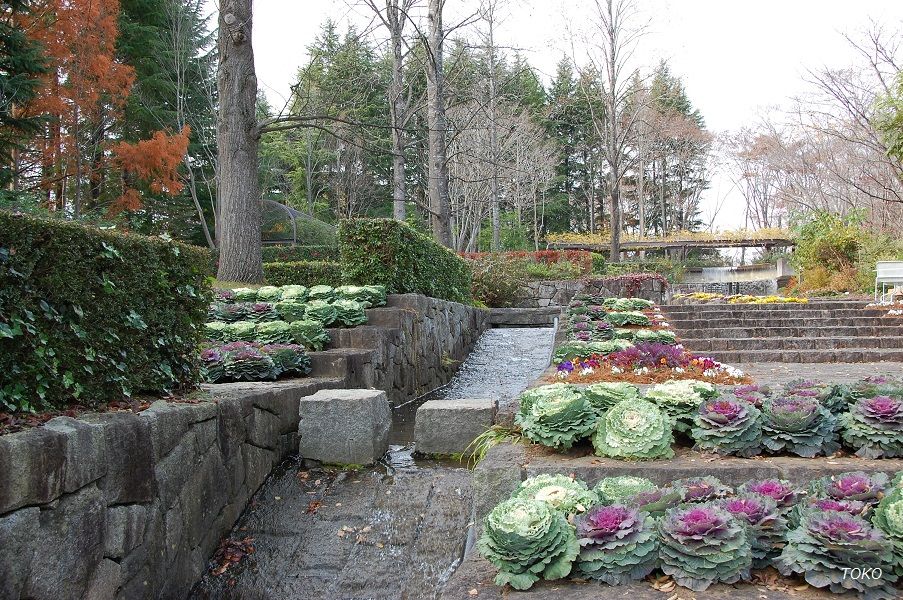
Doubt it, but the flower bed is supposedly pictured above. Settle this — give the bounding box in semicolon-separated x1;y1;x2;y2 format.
512;377;903;460
672;292;808;305
478;470;902;595
201;284;386;383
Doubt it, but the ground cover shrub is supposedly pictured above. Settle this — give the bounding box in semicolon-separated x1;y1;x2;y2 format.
340;218;472;302
0;212;211;411
263;260;343;287
469;254;527;307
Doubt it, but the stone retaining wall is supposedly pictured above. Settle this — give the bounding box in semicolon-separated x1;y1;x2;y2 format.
514;277;667;308
672;279;777;296
0;295;488;600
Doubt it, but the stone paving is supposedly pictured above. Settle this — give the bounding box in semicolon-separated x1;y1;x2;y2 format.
188;460;473;600
738;362;902;386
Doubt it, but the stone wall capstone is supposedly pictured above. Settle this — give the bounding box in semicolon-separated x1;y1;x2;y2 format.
0;294;489;600
514;277;667;308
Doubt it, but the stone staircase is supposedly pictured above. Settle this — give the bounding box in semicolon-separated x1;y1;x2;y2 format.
660;300;903;363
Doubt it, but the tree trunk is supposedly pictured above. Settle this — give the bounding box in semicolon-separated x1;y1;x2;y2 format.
609;173;621;262
388;1;407;221
216;0;263;283
425;0;451;246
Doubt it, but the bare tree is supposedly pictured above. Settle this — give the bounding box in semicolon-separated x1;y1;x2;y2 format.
423;0;452;246
579;0;647;262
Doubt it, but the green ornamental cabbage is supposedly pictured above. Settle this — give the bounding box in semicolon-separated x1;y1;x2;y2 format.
304;300;338;326
255;285;283;302
574;504;660;584
633;329;677;344
604;311;650;327
776;512;898;598
658;504;752;592
222;321;258;342
477;498;579;590
231;287;258;302
260;343;311;376
592;399;674;460
602;297;654;311
691;397;763;457
222;345;278;381
644;380;714;433
582;382;640;415
332;299;368;327
279;285;309;302
308;284;336;302
205;321;228;342
274;300;308;323
873;484;903;576
594;476;657;505
517;383;574;414
336;284;387;308
840;395;903;458
515;385;597;450
255;321;294;345
761;396;839;457
512;474;597;514
289;319;330;351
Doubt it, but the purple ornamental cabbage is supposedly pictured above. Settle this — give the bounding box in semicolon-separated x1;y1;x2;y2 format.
692;397;763;457
657;505;752;592
628;487;684;518
776;512;898;597
841;395;903;458
720;494;787;568
573;505;659;584
732;383;771;407
761;396;839;457
738;479;798;508
814;471;889;505
671;476;733;503
200;346;226;383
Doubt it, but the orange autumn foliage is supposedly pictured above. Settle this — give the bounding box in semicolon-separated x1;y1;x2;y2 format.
110;126;191;214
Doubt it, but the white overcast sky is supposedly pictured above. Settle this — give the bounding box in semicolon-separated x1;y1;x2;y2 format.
249;0;903;229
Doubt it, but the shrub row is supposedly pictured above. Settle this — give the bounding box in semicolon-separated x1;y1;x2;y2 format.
0;212;211;411
261;245;339;263
339;218;472;303
263;261;343;287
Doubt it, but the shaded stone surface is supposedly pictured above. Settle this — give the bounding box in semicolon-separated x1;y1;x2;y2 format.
188;460;474;600
298;389;391;466
414;399;497;455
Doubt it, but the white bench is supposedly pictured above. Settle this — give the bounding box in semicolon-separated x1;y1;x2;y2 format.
875;261;903;302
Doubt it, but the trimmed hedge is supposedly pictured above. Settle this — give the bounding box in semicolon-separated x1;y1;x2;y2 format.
263;261;343;287
0;212;211;411
261;245;339;263
339;218;472;303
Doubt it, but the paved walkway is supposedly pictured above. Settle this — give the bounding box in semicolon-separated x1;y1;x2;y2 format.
189;460;473;600
738;362;901;386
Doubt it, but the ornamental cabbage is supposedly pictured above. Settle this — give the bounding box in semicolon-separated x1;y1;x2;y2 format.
208;302;249;323
336;284;387;308
275;300;308;323
644;380;715;433
761;396;839;457
255;286;283;302
592;399;674;460
788;497;871;530
332;299;368;327
873;485;903;576
512;474;597;514
552;340;633;364
260;344;311;376
582;382;640;415
200;346;226;383
573;504;659;584
517;383;573;414
720;494;787;568
289;319;330;351
657;504;752;592
671;476;733;503
255;321;293;345
784;378;845;415
231;287;258;302
604;311;650;327
776;512;898;598
279;285;308;302
222;344;278;381
841;395;903;458
245;302;279;323
308;284;336;302
515;385;597;450
628;486;684;518
602;297;654;311
304;300;338;326
477;498;579;590
633;329;676;344
594;476;656;505
691;397;763;457
222;321;258;342
809;471;889;505
737;479;797;508
204;321;228;342
731;383;771;407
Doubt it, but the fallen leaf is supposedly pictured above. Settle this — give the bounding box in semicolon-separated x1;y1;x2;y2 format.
468;589;478;596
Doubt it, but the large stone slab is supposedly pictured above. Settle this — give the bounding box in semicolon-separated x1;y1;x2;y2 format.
298;389;390;465
414;398;497;455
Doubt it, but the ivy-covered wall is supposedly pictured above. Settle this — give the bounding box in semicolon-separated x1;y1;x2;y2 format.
339;218;473;303
0;213;211;411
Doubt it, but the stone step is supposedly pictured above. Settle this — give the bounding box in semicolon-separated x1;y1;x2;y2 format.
681;336;903;352
660;300;870;310
663;308;888;319
307;348;374;382
668;316;899;328
326;325;401;350
676;324;903;339
362;306;407;328
489;307;560;327
704;348;903;364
